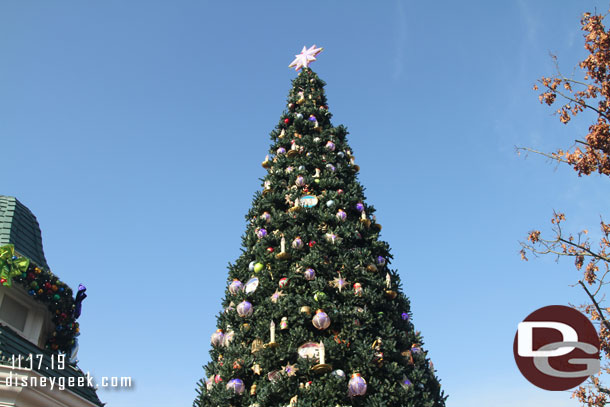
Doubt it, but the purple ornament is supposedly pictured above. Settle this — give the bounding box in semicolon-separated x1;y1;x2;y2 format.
261;212;271;223
211;329;225;346
411;344;421;354
355;203;365;212
336;209;347;221
74;284;87;319
325;141;336;151
295;175;305;187
312;310;330;330
236;301;253;317
304;268;316;280
326;163;336;172
277;147;286;155
256;228;267;239
229;280;243;295
401;312;410;321
292;237;303;249
308;115;317;122
226;378;245;395
400;377;413;389
376;256;386;267
348;374;367;397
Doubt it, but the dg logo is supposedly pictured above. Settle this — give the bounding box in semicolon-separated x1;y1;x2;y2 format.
513;305;601;390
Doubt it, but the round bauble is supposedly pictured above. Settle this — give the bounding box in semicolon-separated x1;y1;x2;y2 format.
292;237;304;249
296;113;303;119
304;268;315;280
279;277;289;288
348;374;367;396
312;309;330;330
325;141;335;151
211;329;224;347
229;280;243;295
376;256;386;267
314;291;326;302
332;369;346;378
295;176;305;187
236;301;253;317
336;209;347;221
253;263;264;273
277;147;286;155
261;212;271;223
326;200;335;207
255;228;267;239
355;202;365;212
226;378;245;395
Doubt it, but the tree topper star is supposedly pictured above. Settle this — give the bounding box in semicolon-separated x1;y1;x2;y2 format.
289;45;323;71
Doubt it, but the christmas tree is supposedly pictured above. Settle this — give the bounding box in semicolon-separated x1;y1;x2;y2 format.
194;46;446;407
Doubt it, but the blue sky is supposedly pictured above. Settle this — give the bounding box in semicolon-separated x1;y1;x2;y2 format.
1;1;609;406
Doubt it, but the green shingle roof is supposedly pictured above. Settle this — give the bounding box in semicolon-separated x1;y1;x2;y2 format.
0;196;48;269
0;324;103;406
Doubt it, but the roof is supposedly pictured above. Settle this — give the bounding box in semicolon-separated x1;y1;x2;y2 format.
0;323;104;406
0;196;48;269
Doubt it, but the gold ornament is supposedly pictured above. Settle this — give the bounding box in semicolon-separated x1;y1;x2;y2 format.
330;273;348;292
250;383;257;395
251;339;264;354
283;363;299;377
366;264;378;273
261;155;271;168
252;363;261;375
385;290;398;299
300;306;311;315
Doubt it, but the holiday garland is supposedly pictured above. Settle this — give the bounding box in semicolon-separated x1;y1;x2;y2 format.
0;244;81;353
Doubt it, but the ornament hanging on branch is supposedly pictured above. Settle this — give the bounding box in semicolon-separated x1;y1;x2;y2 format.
292;237;304;250
237;301;253;317
304;268;316;280
385;273;397;299
276;235;291;260
245;277;259;293
270;289;284;303
330;273;348;292
211;329;224;347
226;378;245;395
348;373;367;397
312;309;331;330
229;280;243;295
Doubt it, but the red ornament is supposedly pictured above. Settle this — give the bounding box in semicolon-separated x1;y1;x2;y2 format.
284;118;290;124
267;247;274;253
308;240;316;247
337;189;344;194
0;278;6;285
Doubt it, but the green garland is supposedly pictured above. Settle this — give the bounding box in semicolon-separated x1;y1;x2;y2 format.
0;244;78;353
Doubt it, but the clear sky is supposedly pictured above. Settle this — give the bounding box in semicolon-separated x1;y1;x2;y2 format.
1;1;609;406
